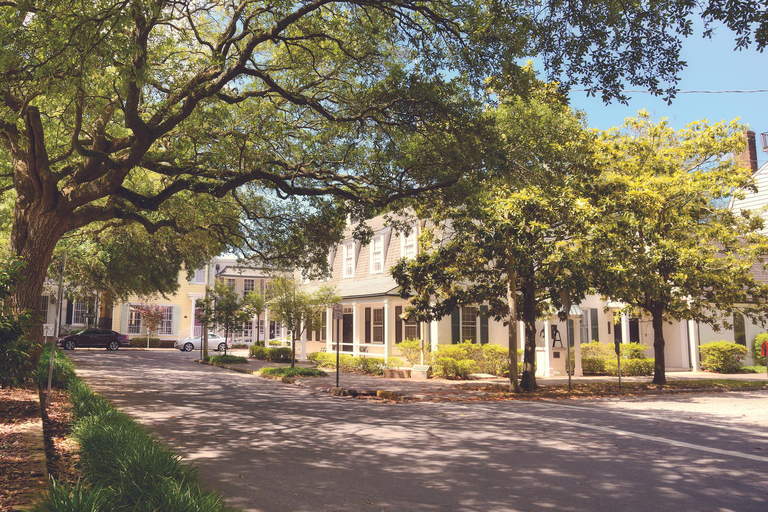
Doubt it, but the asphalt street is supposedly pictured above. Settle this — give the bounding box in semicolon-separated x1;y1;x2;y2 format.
69;349;768;512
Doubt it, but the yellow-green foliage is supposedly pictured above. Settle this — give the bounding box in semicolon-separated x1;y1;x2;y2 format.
700;341;748;373
753;333;768;366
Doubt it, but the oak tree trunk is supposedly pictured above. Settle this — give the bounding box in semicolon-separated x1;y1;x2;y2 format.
11;203;71;366
506;258;520;393
651;307;667;385
520;272;538;391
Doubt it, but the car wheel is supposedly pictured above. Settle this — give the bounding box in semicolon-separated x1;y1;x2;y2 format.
64;340;76;350
183;343;194;352
107;340;119;351
217;342;226;352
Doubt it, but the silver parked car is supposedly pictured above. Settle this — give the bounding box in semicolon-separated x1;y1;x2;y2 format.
174;333;231;352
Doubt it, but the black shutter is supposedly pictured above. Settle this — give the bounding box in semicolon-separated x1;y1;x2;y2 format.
66;300;73;324
451;307;460;344
365;308;371;343
480;305;489;345
395;306;403;344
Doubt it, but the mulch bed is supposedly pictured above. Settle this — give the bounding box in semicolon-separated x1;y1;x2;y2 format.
0;386;78;512
39;388;78;485
0;386;41;511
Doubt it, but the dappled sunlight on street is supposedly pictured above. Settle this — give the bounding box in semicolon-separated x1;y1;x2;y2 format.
69;350;768;512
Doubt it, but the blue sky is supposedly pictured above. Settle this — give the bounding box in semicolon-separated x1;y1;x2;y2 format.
565;25;768;167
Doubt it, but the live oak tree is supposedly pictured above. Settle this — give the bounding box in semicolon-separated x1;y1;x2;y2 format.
1;0;764;368
591;113;768;385
393;88;598;392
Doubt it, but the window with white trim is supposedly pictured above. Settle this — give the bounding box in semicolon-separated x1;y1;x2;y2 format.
72;300;87;324
404;317;419;340
372;308;384;343
461;306;477;343
401;225;418;259
190;268;207;284
40;296;49;323
159;306;173;335
244;279;255;293
370;235;384;273
225;278;236;289
343;242;355;278
128;309;142;334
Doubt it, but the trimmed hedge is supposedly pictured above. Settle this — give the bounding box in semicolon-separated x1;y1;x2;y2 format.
129;337;161;348
580;341;654;376
206;355;248;364
753;333;768;366
307;352;394;376
260;367;327;378
431;343;523;379
249;345;292;363
700;341;748;373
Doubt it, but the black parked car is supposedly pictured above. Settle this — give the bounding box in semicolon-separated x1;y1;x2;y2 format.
57;329;130;351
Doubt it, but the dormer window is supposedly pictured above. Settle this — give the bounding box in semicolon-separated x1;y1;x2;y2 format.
401;223;418;259
343;242;356;278
370;235;384;274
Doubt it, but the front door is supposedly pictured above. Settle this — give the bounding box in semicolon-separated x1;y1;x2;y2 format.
342;313;353;352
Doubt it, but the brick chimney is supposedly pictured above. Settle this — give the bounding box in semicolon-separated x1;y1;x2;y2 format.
735;130;758;173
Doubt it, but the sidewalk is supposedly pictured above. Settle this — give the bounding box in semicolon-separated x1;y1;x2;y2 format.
215;349;768;401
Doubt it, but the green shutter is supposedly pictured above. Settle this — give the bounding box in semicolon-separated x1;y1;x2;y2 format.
480;305;489;345
451;307;460;344
590;308;599;342
172;306;181;335
365;308;371;343
119;304;129;333
395;306;403;344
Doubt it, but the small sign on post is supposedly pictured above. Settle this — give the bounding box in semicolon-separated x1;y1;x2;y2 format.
43;324;55;337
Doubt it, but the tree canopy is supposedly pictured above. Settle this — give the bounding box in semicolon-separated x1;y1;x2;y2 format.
1;0;766;364
393;86;598;391
591;112;768;384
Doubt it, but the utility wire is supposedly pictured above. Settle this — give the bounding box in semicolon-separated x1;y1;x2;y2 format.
571;89;768;94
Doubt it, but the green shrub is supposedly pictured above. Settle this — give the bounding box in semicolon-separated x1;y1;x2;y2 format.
307;352;397;375
253;339;265;347
740;365;767;374
753;333;768;366
700;341;748;373
65;378;227;511
398;338;429;366
434;342;484;363
603;357;655;376
206;355;248;364
35;344;76;388
386;357;403;369
231;343;248;349
267;347;292;363
0;335;33;388
433;357;479;379
249;345;267;359
479;344;510;376
260;367;327;378
129;337;161;348
622;343;650;359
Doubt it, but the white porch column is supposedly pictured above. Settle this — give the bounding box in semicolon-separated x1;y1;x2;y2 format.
574;315;583;377
544;319;552;377
430;318;439;352
352;303;359;357
189;297;196;338
300;328;307;360
383;300;390;362
325;307;333;353
264;309;270;346
688;319;700;371
518;320;525;352
621;314;630;344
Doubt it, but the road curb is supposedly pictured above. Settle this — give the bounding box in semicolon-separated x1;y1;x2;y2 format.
11;390;49;512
